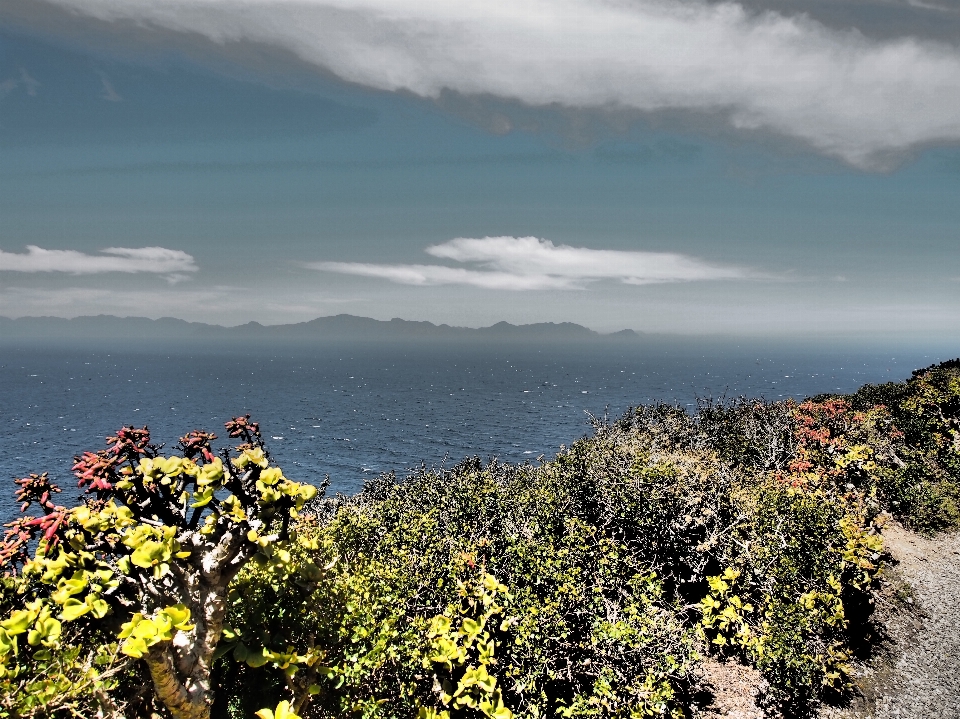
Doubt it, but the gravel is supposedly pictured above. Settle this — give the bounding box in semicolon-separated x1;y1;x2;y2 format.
844;523;960;719
697;522;960;719
698;657;764;718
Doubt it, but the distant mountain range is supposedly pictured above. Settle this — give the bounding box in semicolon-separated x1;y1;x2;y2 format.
0;314;644;344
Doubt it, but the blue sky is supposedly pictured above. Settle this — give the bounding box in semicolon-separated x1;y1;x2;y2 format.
1;0;960;337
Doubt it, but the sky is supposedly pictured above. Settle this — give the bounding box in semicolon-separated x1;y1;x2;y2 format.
1;0;960;337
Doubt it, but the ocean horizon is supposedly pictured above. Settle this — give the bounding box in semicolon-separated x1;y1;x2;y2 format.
2;335;955;522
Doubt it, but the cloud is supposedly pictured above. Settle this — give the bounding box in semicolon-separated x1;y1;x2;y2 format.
310;262;576;291
0;79;17;99
0;69;40;100
98;72;122;102
38;0;960;168
0;246;197;281
20;68;39;97
309;236;749;290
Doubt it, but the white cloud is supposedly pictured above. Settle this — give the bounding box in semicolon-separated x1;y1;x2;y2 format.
20;69;39;97
311;261;577;291
309;236;749;290
43;0;960;167
98;72;122;102
0;246;197;281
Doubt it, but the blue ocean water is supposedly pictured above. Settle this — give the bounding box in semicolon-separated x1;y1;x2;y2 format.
0;339;954;521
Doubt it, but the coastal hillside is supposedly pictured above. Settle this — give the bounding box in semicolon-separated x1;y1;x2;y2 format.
0;314;642;344
1;360;959;719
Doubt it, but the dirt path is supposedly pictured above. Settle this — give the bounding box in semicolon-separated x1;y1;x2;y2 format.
699;522;960;719
844;523;960;719
704;523;960;719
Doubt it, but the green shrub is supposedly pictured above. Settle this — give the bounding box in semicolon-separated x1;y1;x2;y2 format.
5;360;960;718
828;360;960;532
219;414;885;719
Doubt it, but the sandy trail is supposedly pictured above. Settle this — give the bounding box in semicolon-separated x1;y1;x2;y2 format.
701;522;960;719
861;524;960;719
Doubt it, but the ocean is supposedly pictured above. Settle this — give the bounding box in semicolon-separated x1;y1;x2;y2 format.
1;339;954;521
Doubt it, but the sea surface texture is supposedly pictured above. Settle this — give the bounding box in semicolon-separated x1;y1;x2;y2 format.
0;340;951;521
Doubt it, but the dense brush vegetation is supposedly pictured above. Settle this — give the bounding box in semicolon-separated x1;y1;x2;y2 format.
3;360;960;719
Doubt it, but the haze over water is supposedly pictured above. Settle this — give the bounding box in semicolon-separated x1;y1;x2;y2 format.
0;343;947;519
1;339;954;521
4;5;960;522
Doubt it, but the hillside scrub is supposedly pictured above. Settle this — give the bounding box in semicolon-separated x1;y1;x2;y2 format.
0;418;318;719
2;360;960;718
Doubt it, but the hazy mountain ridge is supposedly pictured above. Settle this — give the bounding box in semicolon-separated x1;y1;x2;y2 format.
0;314;642;343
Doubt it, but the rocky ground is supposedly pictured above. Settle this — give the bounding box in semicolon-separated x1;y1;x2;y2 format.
698;658;764;719
698;521;960;719
840;523;960;719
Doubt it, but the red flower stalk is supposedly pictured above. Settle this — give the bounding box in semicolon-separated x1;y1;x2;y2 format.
72;450;119;492
14;472;62;513
106;426;153;457
225;414;261;443
179;430;218;462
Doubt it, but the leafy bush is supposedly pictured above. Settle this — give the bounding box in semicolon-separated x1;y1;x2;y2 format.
0;418;317;719
3;360;960;718
836;360;960;531
220;419;884;719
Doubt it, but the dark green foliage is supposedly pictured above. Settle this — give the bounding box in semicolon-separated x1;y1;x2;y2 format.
831;359;960;532
224;443;713;718
222;415;887;718
6;360;960;718
692;398;798;473
734;483;875;718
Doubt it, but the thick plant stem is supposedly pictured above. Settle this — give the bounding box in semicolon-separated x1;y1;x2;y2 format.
146;644;210;719
0;419;313;718
144;584;227;719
